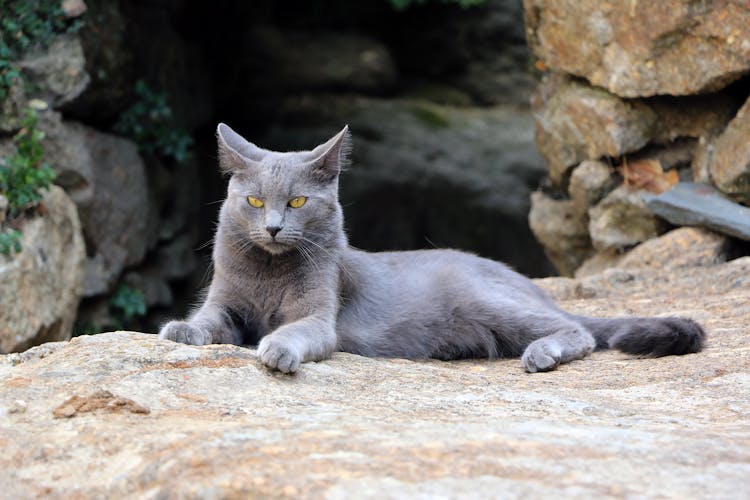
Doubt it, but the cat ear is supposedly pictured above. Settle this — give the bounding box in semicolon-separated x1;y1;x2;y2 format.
216;123;267;175
307;125;351;183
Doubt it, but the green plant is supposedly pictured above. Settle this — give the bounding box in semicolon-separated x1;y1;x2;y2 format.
114;80;193;164
0;228;22;255
388;0;486;10
0;0;83;99
0;108;56;217
109;284;147;329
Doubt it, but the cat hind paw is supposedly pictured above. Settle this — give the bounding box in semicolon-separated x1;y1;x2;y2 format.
521;340;562;373
158;321;211;345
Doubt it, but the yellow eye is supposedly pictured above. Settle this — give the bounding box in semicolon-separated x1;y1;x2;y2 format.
288;196;307;208
247;196;264;208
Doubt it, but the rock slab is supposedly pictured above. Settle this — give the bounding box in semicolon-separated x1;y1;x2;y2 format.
2;258;750;498
643;182;750;241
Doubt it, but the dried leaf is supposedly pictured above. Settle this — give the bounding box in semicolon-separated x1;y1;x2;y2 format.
620;159;678;194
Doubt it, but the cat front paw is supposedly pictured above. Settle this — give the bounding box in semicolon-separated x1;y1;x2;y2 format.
159;321;211;345
258;335;301;373
521;339;562;373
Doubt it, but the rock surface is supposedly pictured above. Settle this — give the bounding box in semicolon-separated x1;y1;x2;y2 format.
2;257;750;497
0;186;85;353
524;0;750;97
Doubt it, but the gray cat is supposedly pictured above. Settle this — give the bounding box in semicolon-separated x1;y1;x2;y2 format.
159;124;706;373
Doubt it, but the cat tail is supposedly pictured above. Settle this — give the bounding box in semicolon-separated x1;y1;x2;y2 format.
570;315;707;357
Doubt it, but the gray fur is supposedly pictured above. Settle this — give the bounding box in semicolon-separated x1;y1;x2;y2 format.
159;124;707;373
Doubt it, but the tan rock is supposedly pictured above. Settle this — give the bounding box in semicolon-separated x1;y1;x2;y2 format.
0;186;85;353
709;95;750;204
618;227;730;271
525;0;750;97
568;160;619;216
2;257;750;498
532;78;655;184
588;186;665;251
529;191;593;276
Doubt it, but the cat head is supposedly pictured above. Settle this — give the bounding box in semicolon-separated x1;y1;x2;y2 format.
216;123;350;255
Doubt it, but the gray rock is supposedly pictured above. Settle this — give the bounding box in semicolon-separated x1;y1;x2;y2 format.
1;255;749;497
643;182;750;241
155;232;198;281
124;271;173;309
0;186;85;353
18;34;90;108
65;0;135;123
529;192;592;276
589;186;665;251
39;112;150;296
238;28;398;96
266;96;553;276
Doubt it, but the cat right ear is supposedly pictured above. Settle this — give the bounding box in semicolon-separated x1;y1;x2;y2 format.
216;123;267;175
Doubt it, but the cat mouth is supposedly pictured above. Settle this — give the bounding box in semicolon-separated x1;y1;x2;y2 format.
257;239;296;255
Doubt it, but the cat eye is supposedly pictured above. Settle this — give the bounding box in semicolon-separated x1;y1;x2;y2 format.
247;196;264;208
288;196;307;208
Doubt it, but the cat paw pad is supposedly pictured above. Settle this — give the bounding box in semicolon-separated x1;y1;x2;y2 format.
159;321;211;345
521;340;562;373
258;337;301;373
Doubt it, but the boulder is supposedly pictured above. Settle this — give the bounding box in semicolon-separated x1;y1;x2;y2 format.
0;78;27;133
524;0;750;97
1;256;750;497
264;96;553;277
17;34;90;108
709;95;750;204
568;160;619;216
237;28;398;96
38;112;150;296
617;227;731;271
391;0;534;106
532;78;656;184
528;191;592;276
588;186;665;251
0;186;85;353
65;0;135;124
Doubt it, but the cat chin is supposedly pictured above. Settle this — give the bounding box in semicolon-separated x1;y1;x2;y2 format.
257;241;296;256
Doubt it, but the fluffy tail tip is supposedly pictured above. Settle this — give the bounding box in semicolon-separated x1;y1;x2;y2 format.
609;317;707;357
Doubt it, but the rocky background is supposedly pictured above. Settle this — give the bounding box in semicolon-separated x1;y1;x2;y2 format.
525;0;750;276
1;0;750;353
1;0;553;351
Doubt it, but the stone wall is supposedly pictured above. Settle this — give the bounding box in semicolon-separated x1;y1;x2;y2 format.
524;0;750;276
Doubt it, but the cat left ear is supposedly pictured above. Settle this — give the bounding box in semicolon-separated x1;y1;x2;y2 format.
216;123;267;175
307;125;351;183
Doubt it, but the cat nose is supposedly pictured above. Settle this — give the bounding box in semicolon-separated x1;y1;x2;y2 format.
266;225;282;237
